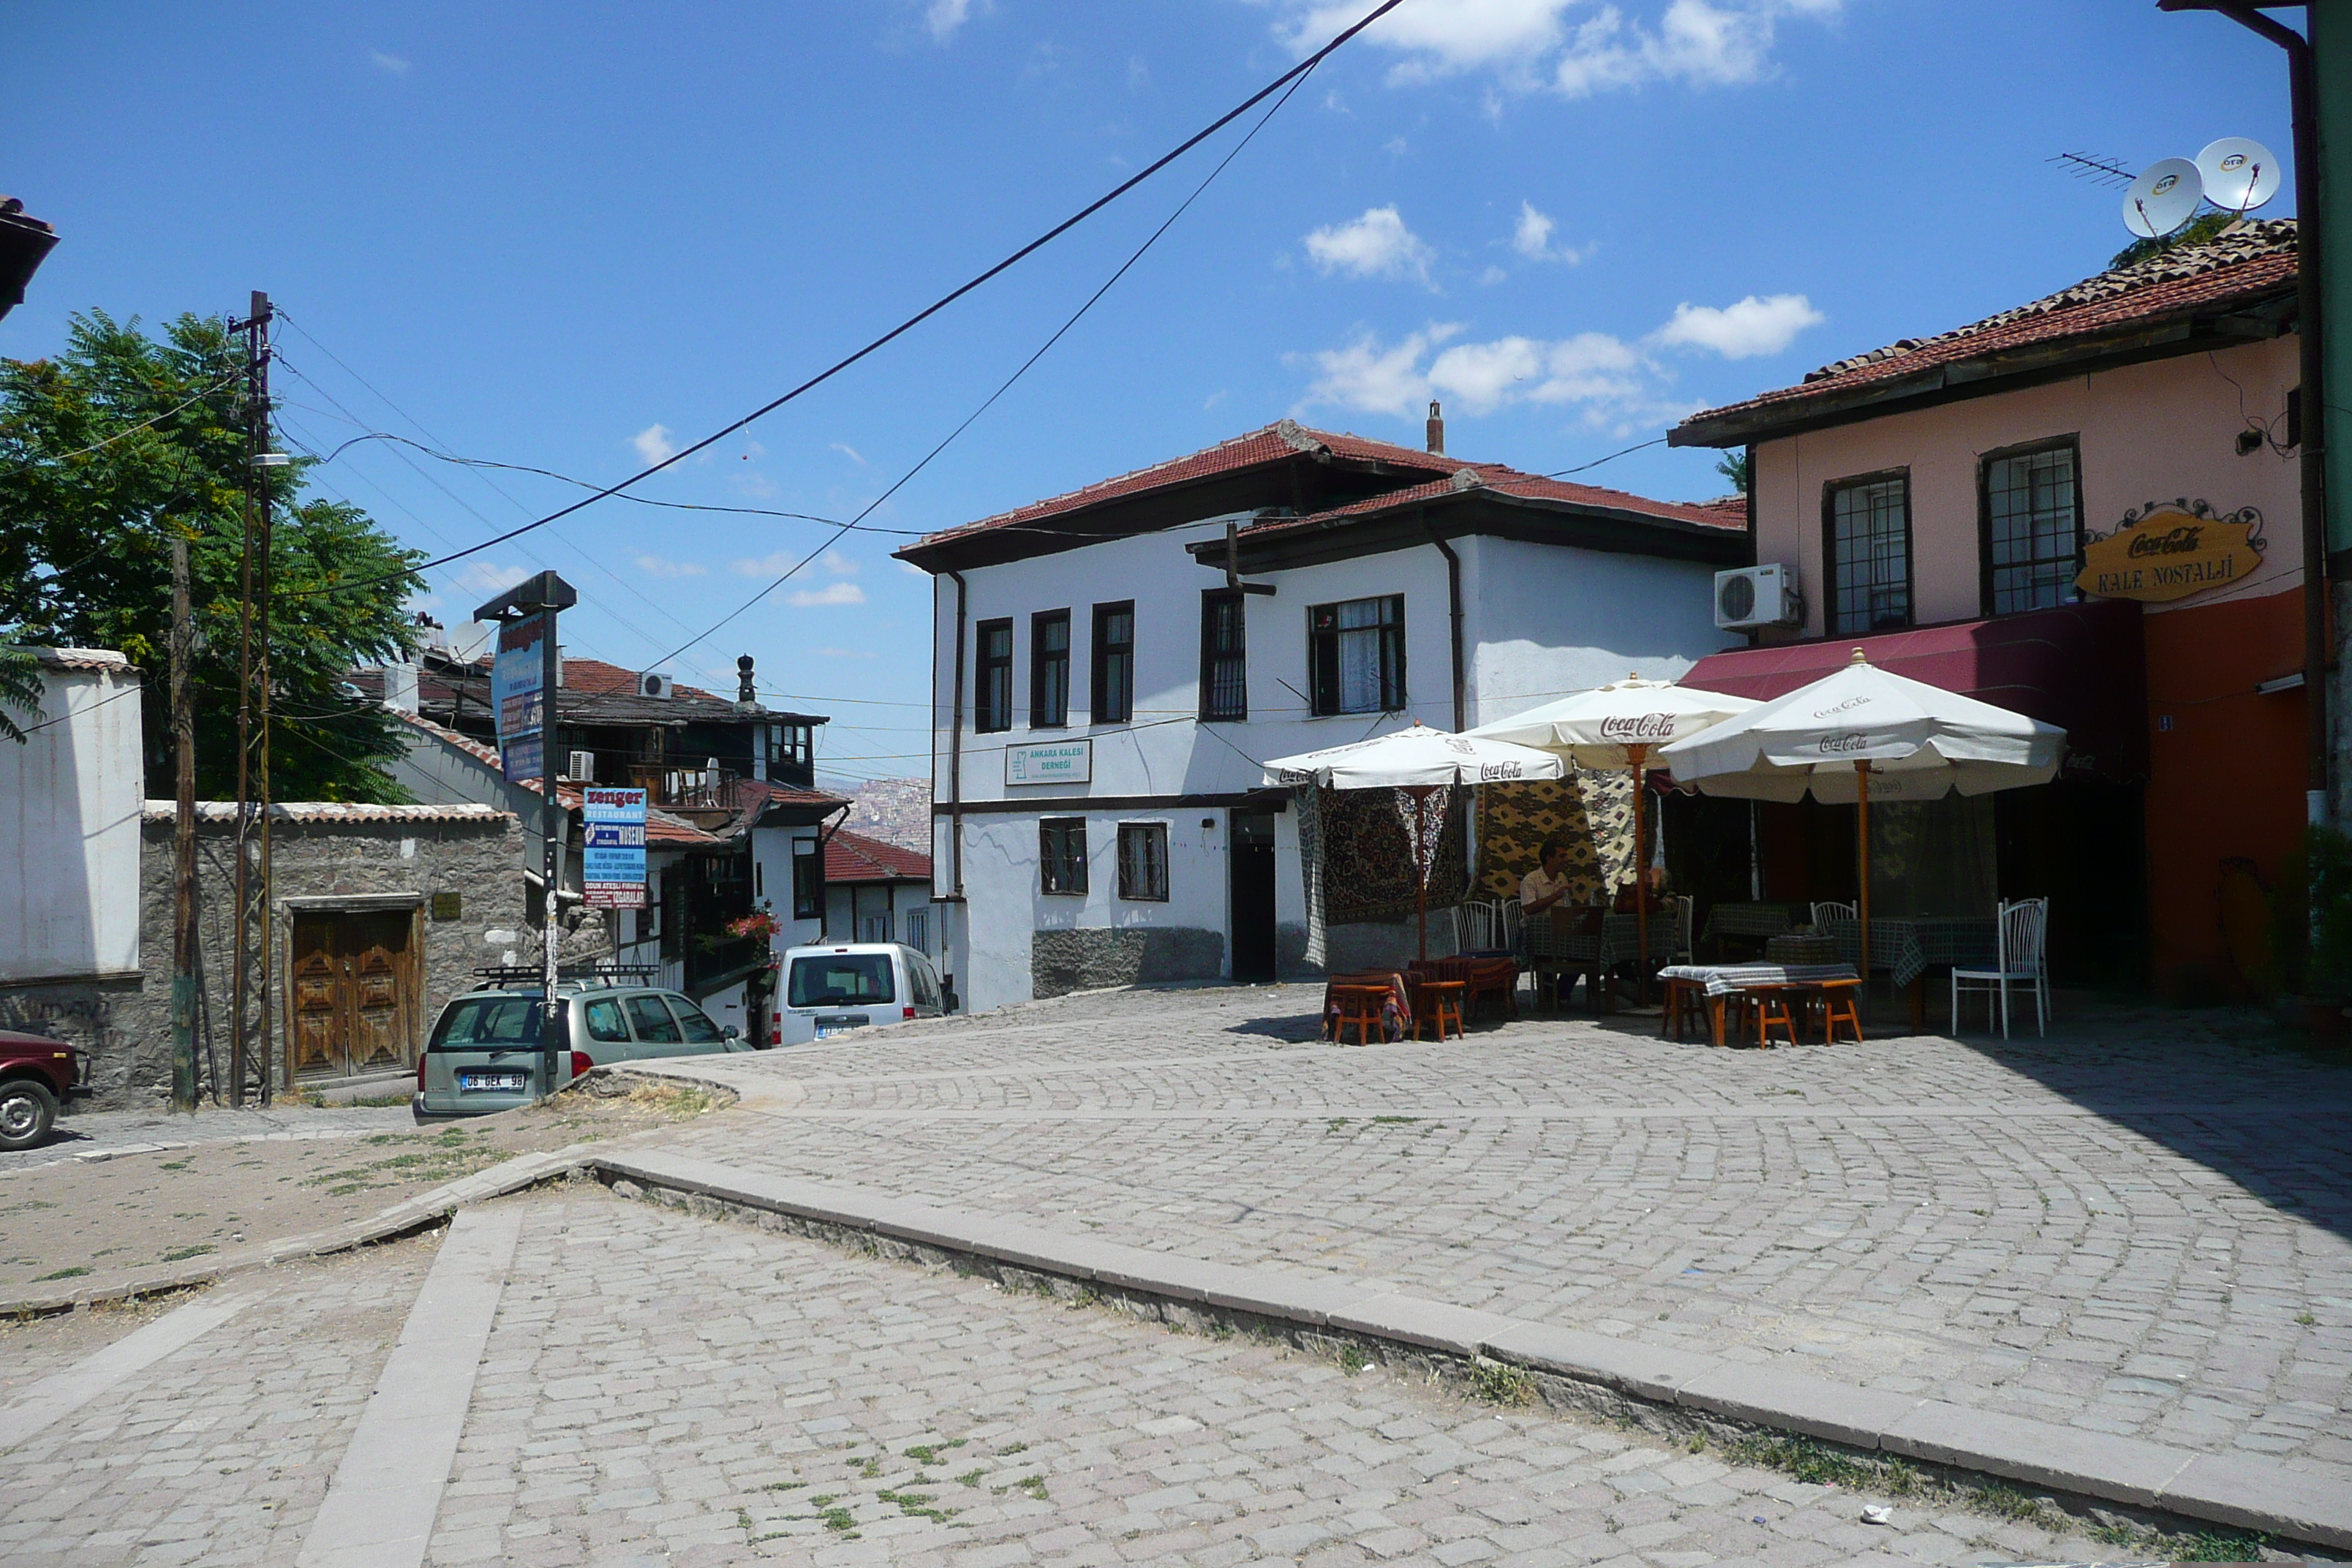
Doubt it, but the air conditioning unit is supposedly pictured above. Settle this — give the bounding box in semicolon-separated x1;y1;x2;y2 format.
1714;563;1801;631
567;750;595;782
639;672;675;699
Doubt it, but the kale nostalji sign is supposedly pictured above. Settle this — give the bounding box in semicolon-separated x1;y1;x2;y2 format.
2076;500;2264;603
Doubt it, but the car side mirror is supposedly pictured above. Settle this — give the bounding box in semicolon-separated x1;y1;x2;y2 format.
721;1024;740;1039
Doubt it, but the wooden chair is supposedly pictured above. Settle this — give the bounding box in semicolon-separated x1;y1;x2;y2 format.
1329;984;1387;1047
1813;978;1864;1044
1661;975;1706;1040
1413;979;1467;1042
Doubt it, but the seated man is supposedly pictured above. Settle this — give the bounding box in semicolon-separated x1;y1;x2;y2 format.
1520;837;1577;917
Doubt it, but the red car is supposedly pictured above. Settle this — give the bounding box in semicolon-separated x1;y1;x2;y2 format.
0;1028;86;1151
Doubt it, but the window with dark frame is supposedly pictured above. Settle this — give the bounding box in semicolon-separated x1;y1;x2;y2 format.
1308;594;1406;716
1090;601;1134;725
974;618;1013;733
1200;591;1247;722
767;722;813;773
791;837;823;921
1825;475;1912;635
1117;822;1169;902
1983;442;2082;615
1039;817;1088;894
1030;609;1071;728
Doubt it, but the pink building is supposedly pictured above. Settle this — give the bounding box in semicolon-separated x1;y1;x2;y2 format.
1673;223;2307;998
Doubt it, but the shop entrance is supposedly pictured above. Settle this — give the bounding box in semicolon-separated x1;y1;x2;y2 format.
1229;812;1278;983
289;909;419;1079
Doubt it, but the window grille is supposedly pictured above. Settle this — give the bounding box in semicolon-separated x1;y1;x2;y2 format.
1200;592;1247;721
903;908;930;953
1827;475;1912;634
1039;817;1088;894
1985;445;2081;614
1117;822;1169;901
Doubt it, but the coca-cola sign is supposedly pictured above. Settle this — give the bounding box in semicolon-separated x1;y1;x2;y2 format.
1597;712;1676;742
1816;731;1869;755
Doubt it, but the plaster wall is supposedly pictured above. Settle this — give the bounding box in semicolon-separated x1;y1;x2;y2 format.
1750;336;2304;635
825;880;935;949
0;658;143;984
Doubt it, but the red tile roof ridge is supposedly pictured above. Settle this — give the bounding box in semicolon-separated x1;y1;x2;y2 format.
912;419;1461;548
824;826;932;883
559;656;721;702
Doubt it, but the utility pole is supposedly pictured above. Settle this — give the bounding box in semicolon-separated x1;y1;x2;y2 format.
230;290;281;1107
170;540;198;1112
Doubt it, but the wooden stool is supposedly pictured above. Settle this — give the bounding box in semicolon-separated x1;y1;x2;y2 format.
1661;976;1704;1040
1330;984;1386;1047
1814;979;1864;1044
1414;980;1466;1042
1751;985;1801;1048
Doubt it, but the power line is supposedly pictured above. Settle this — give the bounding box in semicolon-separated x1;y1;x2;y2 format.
8;368;246;467
1547;437;1667;478
641;37;1327;672
271;0;1406;600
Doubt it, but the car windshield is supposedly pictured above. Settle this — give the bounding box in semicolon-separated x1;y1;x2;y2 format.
788;954;895;1008
430;994;549;1052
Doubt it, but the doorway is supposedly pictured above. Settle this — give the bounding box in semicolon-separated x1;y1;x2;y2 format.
1229;811;1278;983
290;909;419;1079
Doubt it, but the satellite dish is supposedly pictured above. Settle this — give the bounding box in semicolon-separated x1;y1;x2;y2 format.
2195;137;2281;214
2124;158;2202;238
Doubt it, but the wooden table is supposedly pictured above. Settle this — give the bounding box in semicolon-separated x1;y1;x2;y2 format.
1656;962;1863;1048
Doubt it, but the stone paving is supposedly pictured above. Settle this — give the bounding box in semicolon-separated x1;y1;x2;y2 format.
655;984;2352;1473
0;1104;415;1177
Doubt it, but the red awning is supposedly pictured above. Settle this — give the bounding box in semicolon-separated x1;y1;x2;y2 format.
1679;599;2147;781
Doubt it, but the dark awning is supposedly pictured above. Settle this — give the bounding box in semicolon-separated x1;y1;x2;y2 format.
1679;599;2147;782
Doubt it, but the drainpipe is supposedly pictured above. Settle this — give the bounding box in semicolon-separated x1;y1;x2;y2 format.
2181;1;2329;822
1421;508;1466;732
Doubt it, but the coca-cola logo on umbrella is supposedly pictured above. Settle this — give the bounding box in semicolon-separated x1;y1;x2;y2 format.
1817;731;1870;755
1597;712;1676;742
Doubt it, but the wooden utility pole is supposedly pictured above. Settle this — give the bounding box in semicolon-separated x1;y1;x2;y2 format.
170;540;198;1112
230;290;277;1107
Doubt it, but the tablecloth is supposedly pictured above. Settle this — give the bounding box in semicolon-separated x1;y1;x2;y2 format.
1818;917;1997;988
1656;962;1861;998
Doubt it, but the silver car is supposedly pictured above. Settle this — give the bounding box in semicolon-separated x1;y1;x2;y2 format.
412;978;753;1120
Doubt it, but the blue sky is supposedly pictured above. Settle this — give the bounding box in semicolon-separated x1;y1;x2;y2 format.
11;1;2296;777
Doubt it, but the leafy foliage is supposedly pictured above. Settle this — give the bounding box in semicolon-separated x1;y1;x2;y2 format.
2110;210;2239;271
0;644;42;742
0;312;424;798
2277;824;2352;999
1714;448;1750;495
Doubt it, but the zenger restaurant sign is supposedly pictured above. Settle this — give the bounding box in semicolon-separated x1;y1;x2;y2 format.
2076;499;2264;603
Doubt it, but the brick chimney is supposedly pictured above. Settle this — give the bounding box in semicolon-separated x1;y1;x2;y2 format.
1425;400;1444;456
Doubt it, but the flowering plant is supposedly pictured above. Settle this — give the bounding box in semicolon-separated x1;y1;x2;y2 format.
727;907;783;943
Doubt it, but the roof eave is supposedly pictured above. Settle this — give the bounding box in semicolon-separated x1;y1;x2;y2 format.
1195;489;1748;575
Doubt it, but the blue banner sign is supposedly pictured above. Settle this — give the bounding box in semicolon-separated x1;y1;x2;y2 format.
491;611;549;785
581;786;648;909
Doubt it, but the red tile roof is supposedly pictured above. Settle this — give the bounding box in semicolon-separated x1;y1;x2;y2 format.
1676;221;2298;442
559;657;722;702
825;827;932;884
908;420;1461;551
1238;462;1745;538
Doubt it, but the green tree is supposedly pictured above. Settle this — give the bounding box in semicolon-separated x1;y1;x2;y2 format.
0;644;42;742
2109;210;2238;271
1714;449;1750;494
0;311;424;799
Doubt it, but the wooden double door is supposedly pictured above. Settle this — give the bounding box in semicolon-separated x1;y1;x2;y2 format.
290;911;418;1079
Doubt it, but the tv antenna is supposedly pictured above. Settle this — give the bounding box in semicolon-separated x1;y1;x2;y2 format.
2048;151;2134;190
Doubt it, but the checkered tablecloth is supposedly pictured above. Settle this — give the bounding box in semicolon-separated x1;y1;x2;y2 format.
1656;962;1860;998
1700;902;1799;944
1529;912;1656;969
1818;918;1997;987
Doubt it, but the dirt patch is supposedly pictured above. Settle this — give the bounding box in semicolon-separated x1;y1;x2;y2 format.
0;1073;726;1296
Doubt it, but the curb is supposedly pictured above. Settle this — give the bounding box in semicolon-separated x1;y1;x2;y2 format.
592;1145;2352;1556
0;1145;593;1318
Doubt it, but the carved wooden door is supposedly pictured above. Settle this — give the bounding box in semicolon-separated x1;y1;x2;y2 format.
344;913;409;1073
290;919;343;1077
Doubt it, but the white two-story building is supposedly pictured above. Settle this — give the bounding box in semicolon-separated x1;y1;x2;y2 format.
899;418;1746;1014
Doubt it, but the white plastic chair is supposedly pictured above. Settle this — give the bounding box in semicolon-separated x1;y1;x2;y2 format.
1458;900;1499;953
1669;895;1695;965
1951;898;2049;1038
1811;900;1855;927
1500;897;1524;951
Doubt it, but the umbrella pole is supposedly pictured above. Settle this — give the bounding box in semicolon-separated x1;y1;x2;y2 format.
1414;788;1430;964
1629;744;1651;1004
1855;761;1871;1012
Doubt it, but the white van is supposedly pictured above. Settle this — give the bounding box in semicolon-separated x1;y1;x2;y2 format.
773;942;949;1044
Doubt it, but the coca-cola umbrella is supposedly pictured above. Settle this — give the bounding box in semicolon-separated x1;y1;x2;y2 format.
1656;649;2063;995
1466;676;1757;986
1262;723;1565;961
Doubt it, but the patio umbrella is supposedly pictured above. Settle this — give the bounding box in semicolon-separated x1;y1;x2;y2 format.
1658;649;2064;992
1467;675;1758;984
1263;723;1564;960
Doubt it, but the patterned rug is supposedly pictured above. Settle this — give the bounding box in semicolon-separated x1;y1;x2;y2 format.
1322;785;1469;925
1475;766;1636;904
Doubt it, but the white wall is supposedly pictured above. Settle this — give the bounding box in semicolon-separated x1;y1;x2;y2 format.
1460;536;1738;727
1;654;143;983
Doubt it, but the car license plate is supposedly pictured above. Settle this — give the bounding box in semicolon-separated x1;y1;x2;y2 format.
459;1071;529;1092
815;1015;870;1040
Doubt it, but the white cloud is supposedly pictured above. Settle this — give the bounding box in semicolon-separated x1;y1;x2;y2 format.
817;647;878;660
1652;293;1825;358
925;0;972;44
452;560;530;596
788;581;867;608
1512;203;1556;259
1203;388;1229;410
630;423;676;464
1303;206;1436;287
1271;0;1836;98
820;549;860;577
1294;323;1463;417
732;551;798;577
370;50;410;75
829;441;866;464
634;554;706;578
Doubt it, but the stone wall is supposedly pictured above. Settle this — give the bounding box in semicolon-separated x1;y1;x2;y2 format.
1030;927;1224;998
0;806;529;1111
